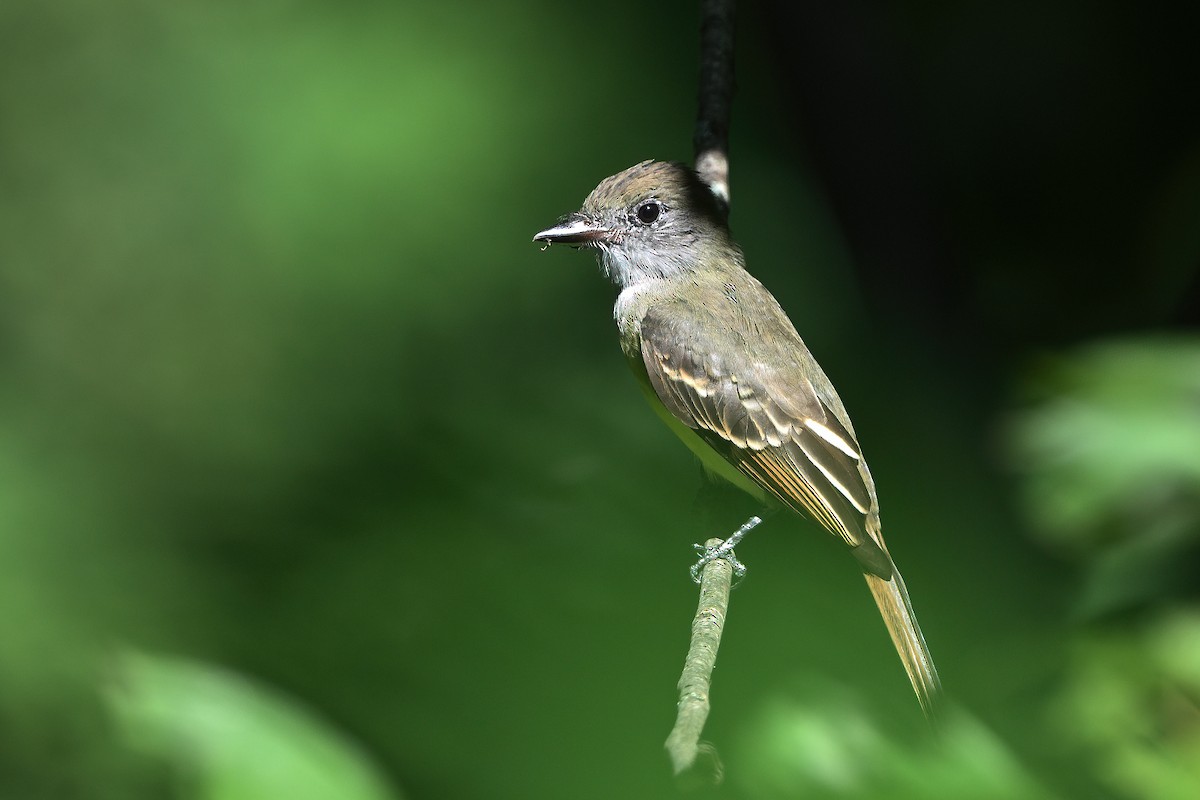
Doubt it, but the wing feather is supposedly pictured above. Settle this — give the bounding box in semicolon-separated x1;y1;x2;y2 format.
635;293;941;718
639;306;877;550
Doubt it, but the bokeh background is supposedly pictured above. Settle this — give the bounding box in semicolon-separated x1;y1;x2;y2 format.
2;1;1198;798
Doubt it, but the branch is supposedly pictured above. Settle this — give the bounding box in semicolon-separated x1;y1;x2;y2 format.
693;0;736;215
664;537;734;781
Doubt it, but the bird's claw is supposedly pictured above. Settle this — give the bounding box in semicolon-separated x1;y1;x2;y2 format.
688;515;762;585
690;541;747;585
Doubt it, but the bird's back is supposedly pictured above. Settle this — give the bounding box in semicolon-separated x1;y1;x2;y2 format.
620;263;893;576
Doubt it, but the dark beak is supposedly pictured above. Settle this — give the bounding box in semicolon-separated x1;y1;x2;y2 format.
533;212;610;245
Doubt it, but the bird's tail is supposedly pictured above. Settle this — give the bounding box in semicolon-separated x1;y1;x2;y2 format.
863;565;941;720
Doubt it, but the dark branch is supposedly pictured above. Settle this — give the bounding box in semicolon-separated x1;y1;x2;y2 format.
693;0;736;215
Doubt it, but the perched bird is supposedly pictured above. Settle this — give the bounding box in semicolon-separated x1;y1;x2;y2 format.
534;160;940;717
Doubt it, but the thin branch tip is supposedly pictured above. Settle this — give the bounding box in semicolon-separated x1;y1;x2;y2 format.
665;537;736;778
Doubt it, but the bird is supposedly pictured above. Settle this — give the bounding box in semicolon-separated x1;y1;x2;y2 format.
533;159;941;717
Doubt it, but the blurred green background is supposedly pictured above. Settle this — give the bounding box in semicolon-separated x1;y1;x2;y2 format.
2;1;1198;798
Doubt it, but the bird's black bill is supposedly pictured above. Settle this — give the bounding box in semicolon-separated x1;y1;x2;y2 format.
533;213;609;245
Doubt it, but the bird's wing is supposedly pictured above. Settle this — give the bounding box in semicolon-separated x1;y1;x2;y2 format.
639;300;938;717
638;305;881;556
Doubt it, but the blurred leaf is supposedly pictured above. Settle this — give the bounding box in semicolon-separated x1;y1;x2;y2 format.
732;684;1053;799
1007;337;1200;614
1151;608;1200;690
107;652;402;800
1010;337;1200;542
1052;620;1200;800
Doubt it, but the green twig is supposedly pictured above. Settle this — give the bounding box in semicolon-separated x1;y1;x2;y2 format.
664;537;735;782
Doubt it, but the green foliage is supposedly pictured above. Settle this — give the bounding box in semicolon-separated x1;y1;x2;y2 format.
1010;339;1200;799
1052;614;1200;800
108;652;402;800
733;689;1051;800
1011;339;1200;554
1009;338;1200;618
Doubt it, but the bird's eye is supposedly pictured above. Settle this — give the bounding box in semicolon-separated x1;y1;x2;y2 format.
635;201;662;224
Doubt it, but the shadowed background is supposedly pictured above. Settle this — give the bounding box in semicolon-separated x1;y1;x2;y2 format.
1;1;1198;798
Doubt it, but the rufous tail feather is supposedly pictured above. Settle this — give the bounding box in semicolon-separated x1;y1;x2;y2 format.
863;566;941;719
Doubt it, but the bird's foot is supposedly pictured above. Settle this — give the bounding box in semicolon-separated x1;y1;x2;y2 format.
689;515;762;584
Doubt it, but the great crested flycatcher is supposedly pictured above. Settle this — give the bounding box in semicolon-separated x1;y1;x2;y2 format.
534;160;941;717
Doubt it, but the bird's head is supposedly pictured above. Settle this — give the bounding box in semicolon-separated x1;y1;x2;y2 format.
533;160;729;288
